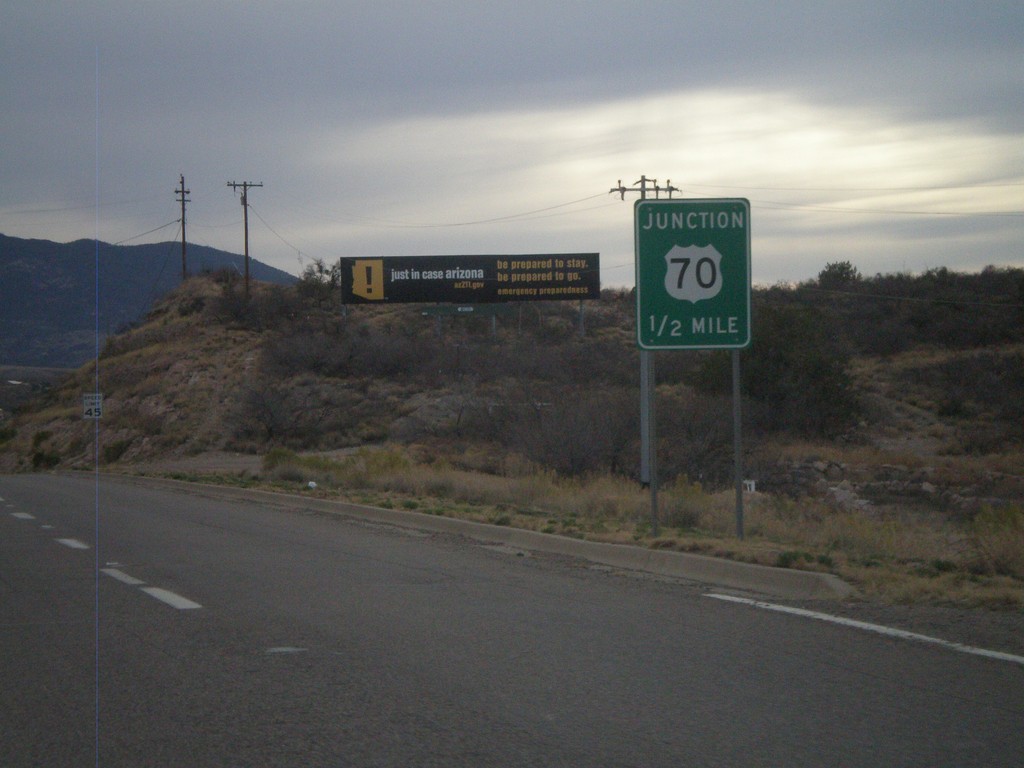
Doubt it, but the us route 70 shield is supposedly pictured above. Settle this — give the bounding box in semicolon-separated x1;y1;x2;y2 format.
635;198;751;350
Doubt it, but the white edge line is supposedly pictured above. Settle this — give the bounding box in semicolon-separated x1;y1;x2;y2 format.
56;538;90;550
140;586;202;610
706;593;1024;667
11;512;36;520
100;568;146;586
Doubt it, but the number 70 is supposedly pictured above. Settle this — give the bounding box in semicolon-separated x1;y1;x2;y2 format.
670;256;718;289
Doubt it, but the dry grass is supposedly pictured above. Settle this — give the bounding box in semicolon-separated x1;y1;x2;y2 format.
253;446;1024;609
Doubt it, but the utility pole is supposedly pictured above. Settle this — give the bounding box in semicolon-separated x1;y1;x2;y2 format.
175;174;190;281
610;176;679;537
226;180;263;298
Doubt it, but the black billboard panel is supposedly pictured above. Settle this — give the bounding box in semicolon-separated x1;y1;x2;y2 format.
339;254;600;304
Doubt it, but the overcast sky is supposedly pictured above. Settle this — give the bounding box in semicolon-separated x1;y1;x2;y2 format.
2;1;1022;287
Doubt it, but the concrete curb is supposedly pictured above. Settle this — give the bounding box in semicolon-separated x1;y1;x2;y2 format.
100;473;854;601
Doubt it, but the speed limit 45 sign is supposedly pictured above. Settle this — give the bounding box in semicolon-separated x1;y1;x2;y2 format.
635;198;751;349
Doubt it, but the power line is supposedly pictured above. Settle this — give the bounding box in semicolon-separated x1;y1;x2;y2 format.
801;285;1024;309
140;234;183;318
248;204;307;270
683;181;1024;193
428;192;611;227
753;200;1023;217
611;194;1021;217
283;191;611;230
111;220;179;245
373;197;621;229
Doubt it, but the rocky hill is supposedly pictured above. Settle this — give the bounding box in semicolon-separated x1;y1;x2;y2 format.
2;263;1022;515
4;263;1022;609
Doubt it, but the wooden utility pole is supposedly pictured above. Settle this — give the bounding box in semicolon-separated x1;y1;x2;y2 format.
226;180;263;298
175;174;190;281
609;176;678;537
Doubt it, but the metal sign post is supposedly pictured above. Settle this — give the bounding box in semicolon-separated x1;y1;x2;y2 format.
732;349;745;539
635;198;751;537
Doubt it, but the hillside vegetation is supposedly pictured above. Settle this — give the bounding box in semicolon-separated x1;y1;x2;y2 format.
2;263;1023;607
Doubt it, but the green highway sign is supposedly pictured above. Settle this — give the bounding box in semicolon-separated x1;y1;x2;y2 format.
635;198;751;350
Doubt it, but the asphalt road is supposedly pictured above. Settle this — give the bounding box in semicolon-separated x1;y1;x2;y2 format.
2;473;1022;767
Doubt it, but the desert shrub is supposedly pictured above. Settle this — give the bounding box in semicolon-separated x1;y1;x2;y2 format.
207;277;249;325
501;336;634;387
759;265;1024;356
262;329;356;377
249;285;305;331
296;258;341;310
657;389;734;486
898;351;1024;448
237;378;292;442
272;323;440;381
967;505;1024;578
263;449;354;486
837;266;1022;352
662;495;703;530
696;304;859;438
658;477;709;530
32;450;60;469
262;446;297;470
262;446;413;490
360;446;411;474
234;375;370;450
209;281;304;331
358;331;436;378
817;261;862;291
507;386;637;477
102;439;132;464
177;295;205;316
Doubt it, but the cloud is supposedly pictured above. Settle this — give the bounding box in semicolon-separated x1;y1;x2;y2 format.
253;87;1022;282
1;1;1021;287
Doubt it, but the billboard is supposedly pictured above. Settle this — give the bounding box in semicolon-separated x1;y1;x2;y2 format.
339;254;600;304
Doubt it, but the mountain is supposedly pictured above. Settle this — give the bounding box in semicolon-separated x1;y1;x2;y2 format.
0;233;296;368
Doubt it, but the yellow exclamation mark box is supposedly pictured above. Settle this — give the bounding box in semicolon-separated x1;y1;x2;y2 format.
352;259;384;300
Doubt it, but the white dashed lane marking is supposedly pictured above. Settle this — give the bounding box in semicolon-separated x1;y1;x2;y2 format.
100;567;146;586
140;587;203;610
5;509;203;612
55;538;90;550
100;567;203;610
